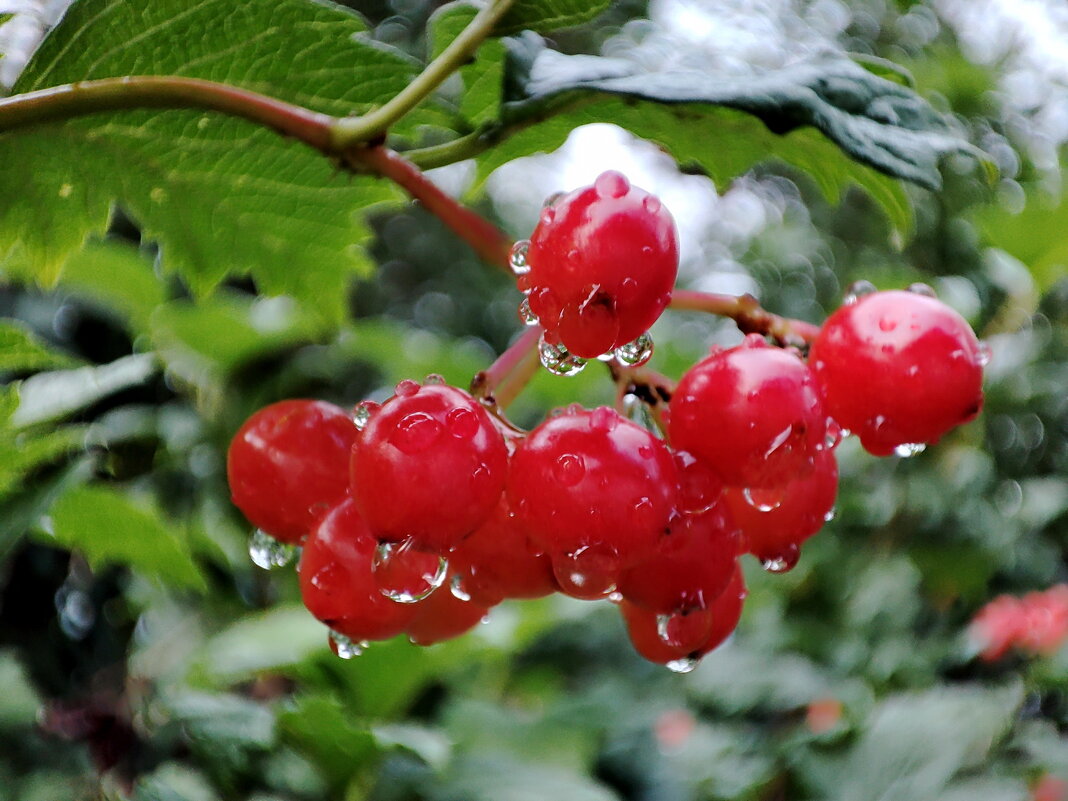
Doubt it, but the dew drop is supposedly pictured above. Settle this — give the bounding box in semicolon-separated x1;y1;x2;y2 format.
392;412;443;454
248;529;296;569
395;379;420;397
878;316;898;332
590;406;619;432
665;657;699;674
423;373;446;386
907;282;937;297
449;573;472;602
977;341;992;367
893;442;927;458
352;400;379;431
539;336;588;376
328;629;367;659
518;297;539;326
642;195;662;214
446;407;479;439
551;547;618;600
823;507;837;523
542;190;565;209
843;280;876;305
607;591;624;604
613;332;654;367
761;544;800;573
594;170;630;198
743;486;785;512
509;240;531;276
554;453;586;486
373;539;448;603
763;425;794;458
540;207;555;226
619;277;639;301
823;419;844;450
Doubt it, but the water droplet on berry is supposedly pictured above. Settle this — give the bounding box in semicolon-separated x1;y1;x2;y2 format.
449;573;472;602
423;373;446;386
893;442;927;457
761;544;800;573
518;297;539;326
823;507;837;523
372;539;448;603
665;656;699;674
590;406;619;432
743;486;785;512
552;546;618;600
607;590;624;604
352;400;380;431
538;336;588;376
656;609;714;650
619;277;639;302
542;190;565;209
248;529;296;569
823;419;844;450
613;332;654;367
763;425;794;459
540;208;555;225
395;379;420;397
509;240;531;276
328;629;367;659
392;412;443;454
553;453;586;486
977;341;992;367
878;316;898;332
643;195;662;214
594;170;630;199
445;407;478;439
907;282;937;297
843;280;877;305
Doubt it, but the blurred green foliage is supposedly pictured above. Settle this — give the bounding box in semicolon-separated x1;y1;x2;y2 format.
0;1;1066;800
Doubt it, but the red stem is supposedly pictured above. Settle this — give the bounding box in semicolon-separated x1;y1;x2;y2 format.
347;146;514;273
669;290;821;345
471;325;542;413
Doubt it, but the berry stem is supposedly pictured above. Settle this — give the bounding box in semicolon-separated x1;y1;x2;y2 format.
669;290;821;345
608;362;674;435
471;325;542;411
347;146;513;272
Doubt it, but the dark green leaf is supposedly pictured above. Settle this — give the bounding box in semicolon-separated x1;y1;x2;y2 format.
497;0;611;35
46;484;207;590
166;692;276;751
0;321;80;372
278;694;379;788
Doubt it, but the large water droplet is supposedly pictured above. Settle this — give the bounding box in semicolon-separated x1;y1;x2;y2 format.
449;573;472;602
392;412;443;454
665;657;699;674
977;341;992;367
743;486;785;512
395;379;420;397
373;539;448;603
423;373;446;386
761;544;800;573
328;629;367;659
542;191;565;209
613;332;654;367
509;240;531;276
594;170;630;199
249;529;297;569
823;419;844;450
843;280;876;305
907;282;937;297
518;297;539;326
352;400;379;431
446;407;478;439
552;547;618;600
554;453;586;486
589;406;619;432
539;337;587;376
893;442;927;458
642;195;662;215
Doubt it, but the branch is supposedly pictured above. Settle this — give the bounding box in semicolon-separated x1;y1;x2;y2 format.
669;290;821;345
471;324;541;411
0;76;335;150
331;0;516;147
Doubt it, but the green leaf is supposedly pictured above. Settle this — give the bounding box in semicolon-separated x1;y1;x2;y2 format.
975;189;1068;292
201;604;326;680
165;691;276;751
278;694;379;789
2;0;416;320
57;239;167;333
497;0;611;35
0;321;79;373
432;2;506;127
437;754;620;801
46;484;207;590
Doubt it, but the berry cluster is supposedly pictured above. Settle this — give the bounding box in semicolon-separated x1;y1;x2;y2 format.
969;585;1068;662
226;174;988;671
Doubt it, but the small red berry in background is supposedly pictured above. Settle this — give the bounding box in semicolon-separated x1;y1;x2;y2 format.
227;399;357;544
669;335;827;489
810;288;985;456
350;381;508;554
520;170;679;359
969;585;1068;661
1033;774;1068;801
805;697;844;735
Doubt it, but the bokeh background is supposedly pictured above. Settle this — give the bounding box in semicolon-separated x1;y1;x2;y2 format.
0;0;1066;799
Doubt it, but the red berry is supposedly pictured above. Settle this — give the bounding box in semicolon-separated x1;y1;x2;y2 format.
350;381;508;553
227;400;356;544
618;504;740;614
522;171;679;359
669;335;827;488
507;406;678;570
407;583;490;646
810;289;985;456
449;497;557;607
724;446;838;570
298;499;418;642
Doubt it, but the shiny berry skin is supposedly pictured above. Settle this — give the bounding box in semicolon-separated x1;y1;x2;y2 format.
622;565;746;665
407;583;490;646
449;497;557;607
618;503;740;615
810;290;985;456
669;335;827;488
524;171;679;358
350;382;508;553
227;400;357;544
724;446;838;568
298;499;417;642
507;406;678;568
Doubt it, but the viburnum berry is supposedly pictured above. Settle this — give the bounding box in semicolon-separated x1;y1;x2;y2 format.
669;335;827;489
507;406;678;582
810;288;985;456
406;581;491;646
724;445;839;572
517;171;679;361
227;399;357;544
298;499;420;642
350;380;508;553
